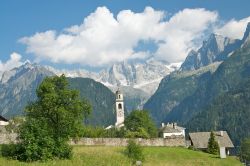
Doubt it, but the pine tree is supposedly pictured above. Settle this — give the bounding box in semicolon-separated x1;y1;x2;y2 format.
207;131;220;155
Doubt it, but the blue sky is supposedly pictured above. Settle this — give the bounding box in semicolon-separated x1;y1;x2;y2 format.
1;0;250;71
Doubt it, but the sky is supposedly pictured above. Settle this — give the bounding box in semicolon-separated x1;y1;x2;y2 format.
1;0;250;72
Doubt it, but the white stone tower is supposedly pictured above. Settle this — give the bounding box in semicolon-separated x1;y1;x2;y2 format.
115;88;124;127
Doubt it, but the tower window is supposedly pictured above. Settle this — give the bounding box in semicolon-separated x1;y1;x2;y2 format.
118;103;122;109
118;95;121;99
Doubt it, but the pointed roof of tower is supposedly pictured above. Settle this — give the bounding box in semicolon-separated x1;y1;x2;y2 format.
116;87;122;94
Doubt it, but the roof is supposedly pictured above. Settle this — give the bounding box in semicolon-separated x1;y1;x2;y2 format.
115;88;122;94
160;126;182;133
189;131;234;148
0;115;8;122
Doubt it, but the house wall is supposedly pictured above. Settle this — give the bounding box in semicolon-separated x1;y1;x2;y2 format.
0;121;9;126
163;132;183;138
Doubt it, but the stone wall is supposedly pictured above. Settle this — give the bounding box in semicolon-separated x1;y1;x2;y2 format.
0;133;186;147
69;137;186;147
0;133;18;144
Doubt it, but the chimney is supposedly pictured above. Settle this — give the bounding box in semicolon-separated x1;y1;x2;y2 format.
161;123;165;127
173;123;177;129
220;131;224;136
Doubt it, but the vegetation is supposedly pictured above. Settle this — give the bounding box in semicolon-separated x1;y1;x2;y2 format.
187;79;250;145
79;126;126;138
125;140;144;164
240;138;250;164
4;75;91;161
124;110;157;138
0;146;241;166
144;62;219;125
207;131;219;155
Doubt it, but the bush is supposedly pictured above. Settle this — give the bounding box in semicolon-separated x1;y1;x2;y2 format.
0;144;18;159
125;140;144;163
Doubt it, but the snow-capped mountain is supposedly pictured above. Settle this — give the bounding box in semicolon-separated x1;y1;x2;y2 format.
97;59;181;95
46;59;181;95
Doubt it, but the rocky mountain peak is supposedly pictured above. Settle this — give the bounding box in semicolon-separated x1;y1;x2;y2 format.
242;22;250;44
180;33;240;71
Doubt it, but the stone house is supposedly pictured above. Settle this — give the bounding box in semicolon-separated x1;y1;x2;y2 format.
189;131;234;158
159;123;185;138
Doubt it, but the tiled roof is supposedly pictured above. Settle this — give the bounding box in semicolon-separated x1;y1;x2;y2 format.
189;131;234;148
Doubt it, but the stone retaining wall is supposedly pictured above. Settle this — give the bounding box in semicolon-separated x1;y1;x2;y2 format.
69;137;186;147
0;133;18;144
0;133;186;147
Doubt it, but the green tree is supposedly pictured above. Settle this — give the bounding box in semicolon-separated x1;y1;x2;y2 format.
240;138;250;163
207;131;219;155
124;110;157;138
15;75;91;161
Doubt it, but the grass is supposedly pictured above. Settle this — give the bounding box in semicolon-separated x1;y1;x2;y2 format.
0;146;242;166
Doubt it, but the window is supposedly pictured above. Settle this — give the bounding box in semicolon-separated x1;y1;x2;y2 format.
118;103;122;109
118;95;121;99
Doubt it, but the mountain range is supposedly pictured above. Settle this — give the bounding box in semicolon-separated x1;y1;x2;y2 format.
1;22;250;144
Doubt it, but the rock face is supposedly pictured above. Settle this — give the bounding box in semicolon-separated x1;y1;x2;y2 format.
98;59;180;94
180;34;241;71
0;62;54;117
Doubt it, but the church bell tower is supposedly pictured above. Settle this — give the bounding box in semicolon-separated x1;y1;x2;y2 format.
115;88;124;127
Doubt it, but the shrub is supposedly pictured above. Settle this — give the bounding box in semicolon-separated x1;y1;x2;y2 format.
125;140;144;163
0;144;18;159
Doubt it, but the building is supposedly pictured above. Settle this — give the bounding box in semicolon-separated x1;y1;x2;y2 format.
0;115;9;126
159;123;185;138
189;131;234;158
115;88;124;128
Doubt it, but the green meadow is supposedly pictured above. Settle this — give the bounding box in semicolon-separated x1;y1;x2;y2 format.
0;146;241;166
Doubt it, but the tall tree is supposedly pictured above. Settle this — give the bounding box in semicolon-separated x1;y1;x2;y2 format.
207;131;219;155
240;138;250;164
16;75;91;161
124;110;157;138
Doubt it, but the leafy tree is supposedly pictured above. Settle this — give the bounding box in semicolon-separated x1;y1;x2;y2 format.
207;131;219;155
124;110;157;138
125;139;144;163
125;127;150;138
240;138;250;164
13;75;91;161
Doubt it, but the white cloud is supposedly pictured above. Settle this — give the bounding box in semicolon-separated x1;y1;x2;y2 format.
215;16;250;39
0;52;23;73
20;6;218;66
